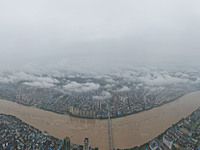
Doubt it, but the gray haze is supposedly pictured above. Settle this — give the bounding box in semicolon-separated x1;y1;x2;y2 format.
0;0;200;72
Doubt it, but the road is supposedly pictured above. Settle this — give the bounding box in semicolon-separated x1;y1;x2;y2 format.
108;109;114;150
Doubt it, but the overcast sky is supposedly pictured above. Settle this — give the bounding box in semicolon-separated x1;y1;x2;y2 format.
0;0;200;72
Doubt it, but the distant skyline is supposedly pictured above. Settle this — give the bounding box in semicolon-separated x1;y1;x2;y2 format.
0;0;200;72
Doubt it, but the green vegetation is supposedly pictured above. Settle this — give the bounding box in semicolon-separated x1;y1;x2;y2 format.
190;118;200;130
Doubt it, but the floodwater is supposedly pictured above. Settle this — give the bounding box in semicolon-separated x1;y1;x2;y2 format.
0;91;200;150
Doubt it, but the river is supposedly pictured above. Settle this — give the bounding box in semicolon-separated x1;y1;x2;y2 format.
0;91;200;150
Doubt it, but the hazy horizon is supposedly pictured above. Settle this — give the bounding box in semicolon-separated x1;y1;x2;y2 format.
1;0;200;72
1;2;200;149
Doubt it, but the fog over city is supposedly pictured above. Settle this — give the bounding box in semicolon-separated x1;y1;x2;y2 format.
0;0;200;101
1;1;200;149
0;0;200;72
0;0;200;106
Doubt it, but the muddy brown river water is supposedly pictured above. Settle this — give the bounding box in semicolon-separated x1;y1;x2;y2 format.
0;91;200;150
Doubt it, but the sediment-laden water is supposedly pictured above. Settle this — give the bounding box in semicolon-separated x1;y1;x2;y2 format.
0;91;200;150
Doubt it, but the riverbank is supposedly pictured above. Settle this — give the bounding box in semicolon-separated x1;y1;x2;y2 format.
1;90;199;120
1;90;200;150
120;107;200;150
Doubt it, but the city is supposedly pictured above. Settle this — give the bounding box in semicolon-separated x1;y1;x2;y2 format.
0;69;200;119
0;114;98;150
1;0;200;149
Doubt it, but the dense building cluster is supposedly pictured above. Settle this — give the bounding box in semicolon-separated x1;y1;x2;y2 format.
0;69;200;119
0;114;95;150
0;114;63;149
0;114;98;150
164;107;200;149
0;82;196;119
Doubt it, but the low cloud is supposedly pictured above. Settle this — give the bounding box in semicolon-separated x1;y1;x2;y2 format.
93;91;111;100
23;81;55;88
195;78;200;83
138;73;189;86
63;81;100;93
0;66;199;93
103;84;115;89
115;86;130;92
0;76;12;83
0;71;59;88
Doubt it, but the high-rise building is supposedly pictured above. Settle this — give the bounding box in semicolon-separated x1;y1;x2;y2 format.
63;137;71;150
83;138;89;150
163;134;173;149
70;106;74;114
96;100;102;110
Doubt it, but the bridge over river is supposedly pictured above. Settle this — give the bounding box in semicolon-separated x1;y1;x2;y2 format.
1;91;200;150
